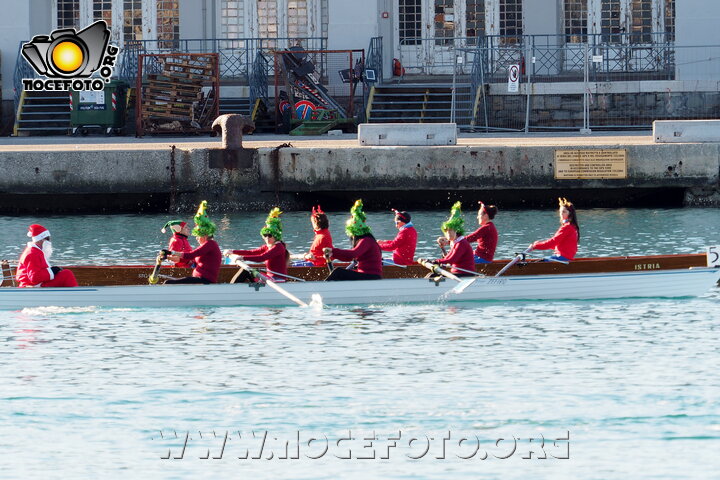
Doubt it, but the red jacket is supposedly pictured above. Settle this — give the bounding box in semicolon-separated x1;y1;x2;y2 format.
437;237;475;274
533;223;579;260
309;229;333;267
232;242;288;279
331;236;383;276
377;224;417;265
16;244;54;287
180;239;222;283
169;233;193;268
465;222;498;261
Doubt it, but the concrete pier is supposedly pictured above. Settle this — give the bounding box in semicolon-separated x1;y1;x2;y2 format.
0;132;718;213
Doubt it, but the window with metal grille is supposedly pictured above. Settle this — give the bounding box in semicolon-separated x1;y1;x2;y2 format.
630;0;652;43
434;0;455;45
665;0;675;41
399;0;422;46
258;0;279;39
93;1;112;27
157;0;179;48
564;0;587;43
499;0;522;44
601;0;621;43
287;0;308;39
57;0;80;29
221;1;244;38
123;0;143;42
466;0;485;43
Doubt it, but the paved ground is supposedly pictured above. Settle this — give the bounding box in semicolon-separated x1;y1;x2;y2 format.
0;131;658;152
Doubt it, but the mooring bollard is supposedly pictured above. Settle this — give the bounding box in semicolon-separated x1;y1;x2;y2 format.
211;114;256;149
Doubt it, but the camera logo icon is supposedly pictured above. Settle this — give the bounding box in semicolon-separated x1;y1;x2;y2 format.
21;21;119;91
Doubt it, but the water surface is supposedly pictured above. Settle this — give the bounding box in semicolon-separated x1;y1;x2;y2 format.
1;208;718;479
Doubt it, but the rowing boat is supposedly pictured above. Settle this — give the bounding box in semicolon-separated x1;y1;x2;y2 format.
0;253;712;286
0;255;717;309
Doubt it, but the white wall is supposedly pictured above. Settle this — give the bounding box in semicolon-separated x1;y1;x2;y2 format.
327;0;379;51
676;0;720;80
0;1;31;101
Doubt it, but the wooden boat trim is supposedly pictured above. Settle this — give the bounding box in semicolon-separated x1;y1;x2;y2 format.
0;253;709;287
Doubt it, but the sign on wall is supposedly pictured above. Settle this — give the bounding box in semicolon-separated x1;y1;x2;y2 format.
507;64;520;93
554;149;628;179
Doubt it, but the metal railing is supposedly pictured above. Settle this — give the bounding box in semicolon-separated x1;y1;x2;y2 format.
249;51;270;107
399;32;675;80
119;37;327;83
12;42;38;115
366;36;383;82
452;39;720;132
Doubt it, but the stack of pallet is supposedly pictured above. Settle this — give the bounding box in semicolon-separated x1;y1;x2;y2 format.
139;53;218;134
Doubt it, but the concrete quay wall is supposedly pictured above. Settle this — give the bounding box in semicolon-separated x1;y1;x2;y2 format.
0;141;718;212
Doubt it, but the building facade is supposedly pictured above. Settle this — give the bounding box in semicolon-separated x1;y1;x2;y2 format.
1;0;719;123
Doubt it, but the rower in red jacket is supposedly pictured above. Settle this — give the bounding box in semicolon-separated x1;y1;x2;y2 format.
16;224;78;288
324;199;382;281
299;205;333;267
377;209;417;265
434;202;476;276
226;207;289;282
161;220;193;268
465;202;498;263
166;201;222;284
530;197;580;261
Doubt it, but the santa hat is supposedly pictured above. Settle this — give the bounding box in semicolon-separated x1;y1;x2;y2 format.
161;220;187;234
27;224;51;242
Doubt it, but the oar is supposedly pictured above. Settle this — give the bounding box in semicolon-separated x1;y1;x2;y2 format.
148;249;169;285
495;247;533;277
231;256;308;307
382;259;408;268
416;258;463;283
323;250;334;273
260;268;306;282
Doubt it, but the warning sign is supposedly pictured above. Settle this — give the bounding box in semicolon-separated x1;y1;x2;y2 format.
554;149;627;179
507;64;520;93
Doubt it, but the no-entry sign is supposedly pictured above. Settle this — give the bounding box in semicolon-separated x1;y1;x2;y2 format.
508;64;520;93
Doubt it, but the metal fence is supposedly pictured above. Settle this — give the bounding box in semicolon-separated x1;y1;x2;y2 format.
400;32;675;80
448;36;720;132
118;37;328;83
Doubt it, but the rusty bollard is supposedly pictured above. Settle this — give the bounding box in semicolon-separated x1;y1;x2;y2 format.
212;114;256;149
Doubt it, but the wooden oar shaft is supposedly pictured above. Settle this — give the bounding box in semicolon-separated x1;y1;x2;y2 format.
417;259;462;283
233;256;308;307
495;248;533;277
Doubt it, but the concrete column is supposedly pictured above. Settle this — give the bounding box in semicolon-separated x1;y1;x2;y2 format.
675;0;720;80
522;0;562;75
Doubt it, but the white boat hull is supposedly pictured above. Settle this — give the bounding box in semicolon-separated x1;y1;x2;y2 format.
0;268;717;309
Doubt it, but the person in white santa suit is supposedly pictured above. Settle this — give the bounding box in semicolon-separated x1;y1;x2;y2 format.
16;224;78;288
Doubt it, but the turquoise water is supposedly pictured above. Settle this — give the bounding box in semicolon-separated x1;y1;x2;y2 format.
1;208;719;479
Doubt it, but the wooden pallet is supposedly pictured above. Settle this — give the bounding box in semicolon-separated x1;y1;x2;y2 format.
138;53;218;135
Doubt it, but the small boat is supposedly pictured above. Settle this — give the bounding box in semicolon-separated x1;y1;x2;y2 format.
0;254;717;309
1;253;713;286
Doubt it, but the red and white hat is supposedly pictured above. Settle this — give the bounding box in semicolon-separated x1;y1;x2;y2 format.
27;224;51;242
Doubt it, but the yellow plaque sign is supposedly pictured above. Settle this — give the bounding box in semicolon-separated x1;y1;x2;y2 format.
554;149;627;179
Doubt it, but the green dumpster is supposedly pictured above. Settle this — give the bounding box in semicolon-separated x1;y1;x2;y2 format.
70;80;127;135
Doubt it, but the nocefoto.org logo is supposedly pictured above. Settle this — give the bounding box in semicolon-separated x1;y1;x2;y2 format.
21;20;119;92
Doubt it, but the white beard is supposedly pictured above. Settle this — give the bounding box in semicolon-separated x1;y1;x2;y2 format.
41;241;53;262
